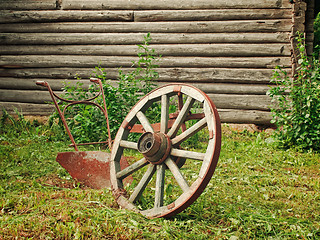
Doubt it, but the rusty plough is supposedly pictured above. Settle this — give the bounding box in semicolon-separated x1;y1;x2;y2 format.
37;79;221;218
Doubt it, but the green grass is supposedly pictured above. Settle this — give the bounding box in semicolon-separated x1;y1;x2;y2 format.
0;120;319;239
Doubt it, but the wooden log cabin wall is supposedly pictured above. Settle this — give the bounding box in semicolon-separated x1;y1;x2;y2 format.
0;0;315;124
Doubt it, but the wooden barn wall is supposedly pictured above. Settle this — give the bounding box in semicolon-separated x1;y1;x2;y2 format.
0;0;314;124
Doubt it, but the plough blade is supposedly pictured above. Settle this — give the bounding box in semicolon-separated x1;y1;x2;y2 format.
56;151;132;189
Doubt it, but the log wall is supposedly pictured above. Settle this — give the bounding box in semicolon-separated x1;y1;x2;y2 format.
0;0;315;124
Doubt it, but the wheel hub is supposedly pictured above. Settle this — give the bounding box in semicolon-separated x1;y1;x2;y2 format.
137;132;171;165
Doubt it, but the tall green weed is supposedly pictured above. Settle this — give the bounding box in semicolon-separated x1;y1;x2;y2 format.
51;33;160;144
268;35;320;151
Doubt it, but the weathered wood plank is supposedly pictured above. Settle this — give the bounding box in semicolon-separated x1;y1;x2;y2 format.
168;56;289;68
156;68;288;83
0;44;291;57
0;78;92;91
0;56;292;68
163;83;273;95
0;9;291;23
0;0;57;10
61;0;291;10
0;78;274;95
0;10;133;23
135;9;292;22
0;102;55;116
0;89;61;104
0;20;292;33
0;32;291;44
218;109;272;124
208;94;272;111
0;68;289;83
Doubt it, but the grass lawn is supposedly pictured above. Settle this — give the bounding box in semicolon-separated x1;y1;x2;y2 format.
0;121;319;239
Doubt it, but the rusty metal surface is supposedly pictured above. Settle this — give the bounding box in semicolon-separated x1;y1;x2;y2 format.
56;151;132;189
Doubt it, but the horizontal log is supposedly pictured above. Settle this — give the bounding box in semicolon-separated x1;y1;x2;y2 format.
0;67;290;83
0;56;291;68
0;0;57;10
135;9;292;22
156;68;289;83
0;78;274;94
208;94;271;111
0;101;273;124
0;44;291;57
0;89;61;104
0;20;292;33
160;83;273;95
0;89;271;111
61;0;291;10
0;9;292;24
0;10;133;23
0;78;93;91
0;32;291;45
218;109;272;124
0;102;55;116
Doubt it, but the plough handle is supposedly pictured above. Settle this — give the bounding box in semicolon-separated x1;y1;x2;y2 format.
36;81;47;87
35;79;112;151
90;78;100;84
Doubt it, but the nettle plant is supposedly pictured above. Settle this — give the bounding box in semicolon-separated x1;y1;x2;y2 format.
51;33;160;144
268;35;320;151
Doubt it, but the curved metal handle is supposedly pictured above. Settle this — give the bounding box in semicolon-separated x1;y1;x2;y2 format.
36;81;48;87
35;78;112;150
90;78;100;84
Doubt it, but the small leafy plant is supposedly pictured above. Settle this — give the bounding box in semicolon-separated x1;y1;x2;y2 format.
51;33;160;145
268;34;320;151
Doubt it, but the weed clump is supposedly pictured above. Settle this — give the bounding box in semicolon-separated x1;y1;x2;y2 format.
268;34;320;152
51;33;160;144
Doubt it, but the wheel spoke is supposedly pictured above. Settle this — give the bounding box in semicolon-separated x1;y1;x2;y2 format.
119;140;138;150
165;158;190;193
136;111;154;133
171;148;205;161
154;164;165;208
129;164;156;203
171;117;207;146
178;94;187;132
167;96;195;138
116;158;148;180
160;94;169;134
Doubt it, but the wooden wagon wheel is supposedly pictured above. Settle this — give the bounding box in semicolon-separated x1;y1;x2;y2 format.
110;84;221;218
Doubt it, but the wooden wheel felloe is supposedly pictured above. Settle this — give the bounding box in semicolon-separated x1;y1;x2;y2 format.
110;84;221;218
